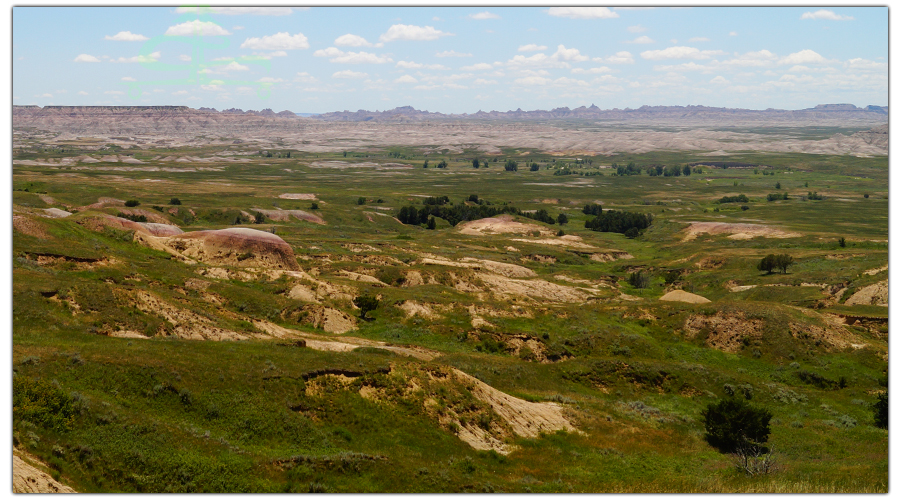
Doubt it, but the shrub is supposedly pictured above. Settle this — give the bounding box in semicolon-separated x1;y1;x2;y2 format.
701;398;773;453
13;376;77;431
838;237;846;248
628;270;650;289
357;197;366;205
124;199;140;207
310;202;319;210
874;392;888;429
169;197;182;205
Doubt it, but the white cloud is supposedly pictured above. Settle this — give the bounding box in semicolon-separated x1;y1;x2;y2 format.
778;49;826;65
104;90;124;95
333;70;369;79
461;62;493;71
241;32;309;50
845;58;887;71
174;7;294;16
436;50;471;57
552;45;588;62
121;76;136;81
113;51;161;63
514;76;551;85
179;54;192;62
105;31;148;41
249;51;288;60
518;44;547;52
77;91;89;95
801;9;854;21
640;46;725;60
396;60;448;70
38;93;52;98
720;50;778;67
335;34;382;47
74;53;100;63
294;72;318;83
232;26;244;30
469;11;500;20
166;20;231;37
547;7;618;19
172;90;189;95
256;77;285;83
506;53;569;69
653;62;709;72
204;61;249;73
688;37;710;42
432;17;442;21
595;51;634;64
379;24;452;42
395;75;418;83
314;47;392;64
627;25;646;33
473;78;497;85
729;31;738;36
572;66;611;74
710;76;730;84
626;36;655;44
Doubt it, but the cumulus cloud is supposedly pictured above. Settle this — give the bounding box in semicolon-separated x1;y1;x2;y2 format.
518;44;547;52
845;58;888;71
314;47;392;64
105;31;148;41
74;53;100;63
552;45;589;62
469;11;500;20
294;72;318;83
688;37;710;42
778;49;826;65
256;77;285;83
626;36;654;44
506;53;569;69
333;70;369;79
396;60;447;70
461;62;494;71
640;46;725;60
166;20;231;37
801;9;854;21
175;7;294;16
720;50;778;67
547;7;618;19
514;76;551;85
379;24;452;42
395;74;418;83
335;34;381;48
653;62;709;72
572;66;611;74
113;51;161;63
240;32;309;50
710;76;730;84
104;90;124;95
172;90;189;95
121;76;136;81
594;51;635;64
729;31;738;36
436;50;472;57
627;25;646;33
179;54;192;62
77;91;89;95
474;78;497;85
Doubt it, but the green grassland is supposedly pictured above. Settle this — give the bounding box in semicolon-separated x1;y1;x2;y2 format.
12;135;888;492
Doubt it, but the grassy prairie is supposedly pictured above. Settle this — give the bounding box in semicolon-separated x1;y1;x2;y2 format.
12;133;888;492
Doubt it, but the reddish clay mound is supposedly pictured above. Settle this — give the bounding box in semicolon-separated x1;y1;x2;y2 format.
95;216;183;237
170;228;300;270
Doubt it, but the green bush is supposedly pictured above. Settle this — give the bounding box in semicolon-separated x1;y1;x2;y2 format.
701;398;772;453
13;376;78;431
125;199;140;207
169;197;182;205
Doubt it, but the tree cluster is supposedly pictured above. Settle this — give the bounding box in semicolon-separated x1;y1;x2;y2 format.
757;253;793;274
397;202;518;228
582;203;603;216
504;159;518;171
718;194;750;204
584;210;653;235
767;193;789;201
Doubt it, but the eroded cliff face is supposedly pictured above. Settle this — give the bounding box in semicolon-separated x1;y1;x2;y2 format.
13;105;307;137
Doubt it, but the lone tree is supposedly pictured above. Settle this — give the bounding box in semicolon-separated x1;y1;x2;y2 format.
557;213;568;225
125;199;140;207
874;392;888;429
702;398;773;453
353;294;379;319
472;158;480;169
169;197;182;205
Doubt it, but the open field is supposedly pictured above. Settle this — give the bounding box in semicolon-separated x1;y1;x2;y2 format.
12;119;888;492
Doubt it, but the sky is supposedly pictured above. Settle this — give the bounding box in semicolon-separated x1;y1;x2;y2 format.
12;6;888;114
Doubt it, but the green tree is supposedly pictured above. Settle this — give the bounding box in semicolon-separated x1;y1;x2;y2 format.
437;160;448;169
353;294;380;319
775;182;781;189
702;398;773;453
774;254;793;274
757;254;777;274
357;197;366;205
472;158;480;169
557;213;568;225
426;216;436;230
125;199;140;207
423;160;429;168
504;159;518;171
874;392;888;429
169;197;182;205
683;164;691;176
838;237;846;248
530;162;540;171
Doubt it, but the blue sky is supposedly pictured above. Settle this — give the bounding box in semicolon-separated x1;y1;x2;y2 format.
12;6;888;113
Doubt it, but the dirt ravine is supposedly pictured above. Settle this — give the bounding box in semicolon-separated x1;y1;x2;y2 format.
13;449;77;493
